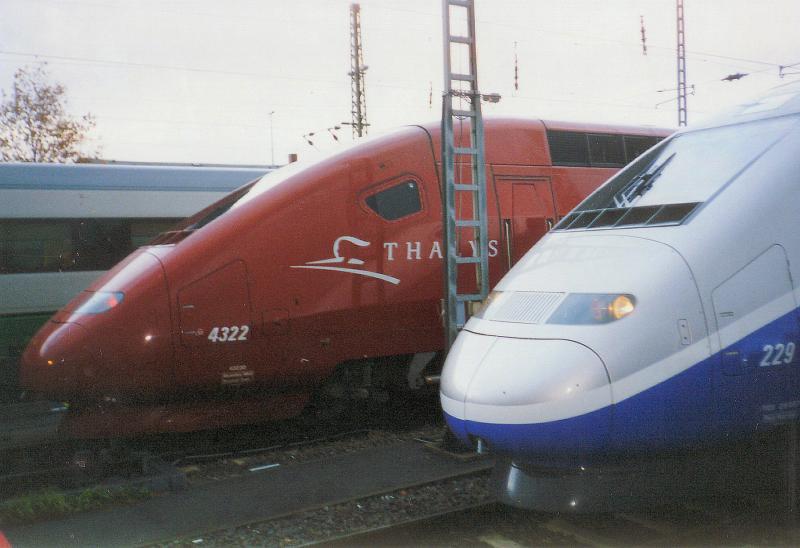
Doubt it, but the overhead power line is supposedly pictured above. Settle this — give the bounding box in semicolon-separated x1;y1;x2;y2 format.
780;62;800;78
370;4;793;70
0;50;343;86
0;50;422;94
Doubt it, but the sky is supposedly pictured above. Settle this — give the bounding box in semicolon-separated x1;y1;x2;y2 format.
0;0;798;165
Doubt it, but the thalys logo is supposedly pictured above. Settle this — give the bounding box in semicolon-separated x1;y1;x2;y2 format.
291;235;499;285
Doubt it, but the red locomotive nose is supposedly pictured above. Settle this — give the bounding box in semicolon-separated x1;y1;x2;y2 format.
20;320;96;399
20;250;175;402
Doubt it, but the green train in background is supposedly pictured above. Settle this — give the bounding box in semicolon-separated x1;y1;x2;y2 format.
0;162;269;401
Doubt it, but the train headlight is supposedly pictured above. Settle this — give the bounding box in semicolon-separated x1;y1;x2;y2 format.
609;295;635;320
73;291;125;314
547;293;636;325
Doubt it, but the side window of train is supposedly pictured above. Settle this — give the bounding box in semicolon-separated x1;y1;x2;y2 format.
547;131;589;166
624;135;662;163
588;134;625;167
363;179;422;221
0;218;180;274
0;221;72;274
547;130;664;167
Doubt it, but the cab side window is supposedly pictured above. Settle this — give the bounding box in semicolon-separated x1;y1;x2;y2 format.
365;180;421;221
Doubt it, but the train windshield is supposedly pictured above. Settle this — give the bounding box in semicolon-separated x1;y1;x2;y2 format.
149;181;259;244
149;159;328;244
557;114;798;230
151;131;403;244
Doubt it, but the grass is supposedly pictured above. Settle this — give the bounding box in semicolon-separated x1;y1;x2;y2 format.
0;485;152;526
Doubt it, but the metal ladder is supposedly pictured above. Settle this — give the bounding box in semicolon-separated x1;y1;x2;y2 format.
441;0;489;350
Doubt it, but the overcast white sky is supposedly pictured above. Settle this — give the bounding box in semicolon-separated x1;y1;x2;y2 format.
1;0;798;165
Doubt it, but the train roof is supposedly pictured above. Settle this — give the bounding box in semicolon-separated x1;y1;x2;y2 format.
0;162;269;192
413;117;672;136
541;119;672;136
691;79;800;131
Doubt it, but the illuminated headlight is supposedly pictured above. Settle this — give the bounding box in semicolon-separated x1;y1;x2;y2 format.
547;293;636;325
73;291;125;314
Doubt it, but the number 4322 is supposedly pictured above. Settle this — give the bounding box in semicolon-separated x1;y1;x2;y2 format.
207;325;250;342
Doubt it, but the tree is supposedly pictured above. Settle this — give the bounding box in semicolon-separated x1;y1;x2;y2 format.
0;65;96;162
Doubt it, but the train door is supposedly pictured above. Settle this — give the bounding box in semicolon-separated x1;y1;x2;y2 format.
492;166;557;268
711;245;800;430
176;260;267;390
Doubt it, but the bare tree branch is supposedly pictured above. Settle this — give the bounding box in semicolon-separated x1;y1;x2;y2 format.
0;65;97;162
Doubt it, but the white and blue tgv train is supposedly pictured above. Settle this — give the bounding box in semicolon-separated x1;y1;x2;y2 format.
441;80;800;511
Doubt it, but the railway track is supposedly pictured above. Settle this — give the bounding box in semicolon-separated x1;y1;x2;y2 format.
7;396;799;547
140;440;492;548
314;488;800;547
6;425;800;546
144;451;800;548
3;428;486;546
155;432;800;547
0;401;66;451
0;396;443;501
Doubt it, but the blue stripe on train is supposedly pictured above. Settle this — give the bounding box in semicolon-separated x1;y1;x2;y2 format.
445;307;800;460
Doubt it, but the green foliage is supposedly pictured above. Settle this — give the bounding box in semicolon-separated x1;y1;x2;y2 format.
0;485;151;526
0;65;97;163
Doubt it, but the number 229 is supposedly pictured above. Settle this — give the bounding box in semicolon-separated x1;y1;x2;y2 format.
759;342;796;367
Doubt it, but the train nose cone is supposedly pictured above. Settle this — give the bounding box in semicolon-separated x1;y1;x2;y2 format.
20;321;97;398
441;333;612;456
22;250;174;402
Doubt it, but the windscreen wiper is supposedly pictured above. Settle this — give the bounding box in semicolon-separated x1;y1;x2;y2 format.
613;152;677;208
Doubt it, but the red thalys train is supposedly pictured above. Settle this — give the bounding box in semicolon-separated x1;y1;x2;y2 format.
20;119;670;437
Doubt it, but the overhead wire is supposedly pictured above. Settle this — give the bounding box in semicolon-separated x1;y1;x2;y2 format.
369;4;792;70
0;50;345;86
0;48;710;135
3;1;796;155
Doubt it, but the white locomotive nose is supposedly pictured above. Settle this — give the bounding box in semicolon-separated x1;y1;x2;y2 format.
441;332;613;453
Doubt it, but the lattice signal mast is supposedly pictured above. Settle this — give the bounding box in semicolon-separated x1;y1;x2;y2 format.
640;15;647;56
349;3;368;138
676;0;688;127
441;0;489;350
